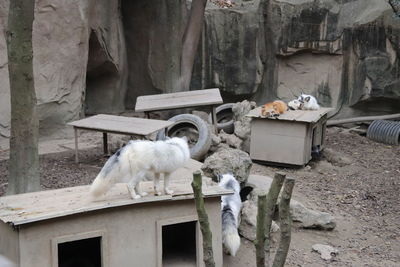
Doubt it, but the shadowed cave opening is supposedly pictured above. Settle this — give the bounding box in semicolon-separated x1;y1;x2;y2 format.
85;30;120;115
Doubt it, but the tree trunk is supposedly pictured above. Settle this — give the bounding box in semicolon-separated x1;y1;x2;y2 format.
6;0;40;194
191;170;215;267
272;177;295;267
176;0;208;91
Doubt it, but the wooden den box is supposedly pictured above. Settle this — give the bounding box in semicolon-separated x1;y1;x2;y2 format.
0;161;229;267
247;108;332;166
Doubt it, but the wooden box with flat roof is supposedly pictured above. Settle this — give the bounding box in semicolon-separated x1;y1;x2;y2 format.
0;160;229;267
247;107;333;166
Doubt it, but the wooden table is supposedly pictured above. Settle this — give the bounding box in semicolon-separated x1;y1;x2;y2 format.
135;88;223;133
67;114;173;163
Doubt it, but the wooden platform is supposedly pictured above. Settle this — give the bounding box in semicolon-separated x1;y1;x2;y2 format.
0;159;230;226
247;107;333;123
134;88;223;112
67;114;174;163
68;114;173;136
135;88;223;134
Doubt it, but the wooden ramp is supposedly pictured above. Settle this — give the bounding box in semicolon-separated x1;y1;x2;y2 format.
0;159;230;226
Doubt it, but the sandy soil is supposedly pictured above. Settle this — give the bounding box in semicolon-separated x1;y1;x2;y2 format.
0;127;399;266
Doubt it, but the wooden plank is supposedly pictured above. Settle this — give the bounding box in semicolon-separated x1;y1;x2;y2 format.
0;184;231;226
67;114;173;136
250;121;307;165
0;159;231;226
135;88;223;112
247;107;333;123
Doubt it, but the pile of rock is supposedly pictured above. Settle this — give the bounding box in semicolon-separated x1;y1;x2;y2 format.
209;100;256;154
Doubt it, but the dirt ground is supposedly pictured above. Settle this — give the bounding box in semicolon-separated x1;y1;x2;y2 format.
0;127;399;266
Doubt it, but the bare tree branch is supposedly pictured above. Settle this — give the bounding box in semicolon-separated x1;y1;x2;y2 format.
272;178;295;267
191;170;215;267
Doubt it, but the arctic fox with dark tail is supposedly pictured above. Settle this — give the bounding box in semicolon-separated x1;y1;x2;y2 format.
219;174;242;256
90;137;190;199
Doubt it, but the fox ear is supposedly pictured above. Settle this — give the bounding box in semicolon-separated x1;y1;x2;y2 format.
305;96;311;102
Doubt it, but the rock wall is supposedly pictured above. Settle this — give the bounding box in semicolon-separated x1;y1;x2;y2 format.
122;0;188;108
0;0;399;142
191;0;400;117
0;0;127;140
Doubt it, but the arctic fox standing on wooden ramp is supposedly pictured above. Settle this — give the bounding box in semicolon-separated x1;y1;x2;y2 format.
90;137;190;199
219;174;242;256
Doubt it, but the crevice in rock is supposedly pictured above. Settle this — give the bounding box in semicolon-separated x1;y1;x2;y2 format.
84;30;120;115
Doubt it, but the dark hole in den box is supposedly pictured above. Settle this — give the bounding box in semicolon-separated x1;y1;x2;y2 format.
58;236;102;267
162;221;197;266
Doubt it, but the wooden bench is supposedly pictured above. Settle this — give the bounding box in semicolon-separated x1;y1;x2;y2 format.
134;88;223;133
67;114;173;163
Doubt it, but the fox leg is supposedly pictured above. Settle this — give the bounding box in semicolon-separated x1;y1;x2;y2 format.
127;171;148;199
154;173;163;196
127;180;140;199
164;172;174;195
136;182;148;197
135;171;148;197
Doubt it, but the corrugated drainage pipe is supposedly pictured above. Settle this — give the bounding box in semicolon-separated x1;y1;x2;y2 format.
367;120;400;145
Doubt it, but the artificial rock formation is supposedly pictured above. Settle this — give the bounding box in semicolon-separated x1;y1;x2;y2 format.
0;0;127;139
192;0;400;117
246;175;336;230
1;0;399;142
201;146;252;185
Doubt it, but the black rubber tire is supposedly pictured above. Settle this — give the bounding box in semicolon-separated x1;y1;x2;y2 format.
156;114;212;160
208;103;235;134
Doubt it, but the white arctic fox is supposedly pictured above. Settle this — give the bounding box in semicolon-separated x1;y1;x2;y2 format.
288;99;302;110
219;174;242;256
90;137;190;199
297;93;320;110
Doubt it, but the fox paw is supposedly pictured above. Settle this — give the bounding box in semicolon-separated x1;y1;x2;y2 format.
165;188;174;195
140;192;148;197
131;194;141;200
156;191;163;196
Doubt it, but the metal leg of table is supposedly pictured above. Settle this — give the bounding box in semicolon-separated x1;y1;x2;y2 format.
74;128;79;164
211;106;218;134
103;132;108;155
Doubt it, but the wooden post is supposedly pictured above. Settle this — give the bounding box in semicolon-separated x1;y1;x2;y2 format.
256;194;267;267
212;105;218;134
191;170;215;267
103;132;108;155
272;177;295;267
74;128;79;164
264;172;286;264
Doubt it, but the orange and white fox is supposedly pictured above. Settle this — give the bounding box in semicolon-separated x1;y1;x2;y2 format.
261;100;288;117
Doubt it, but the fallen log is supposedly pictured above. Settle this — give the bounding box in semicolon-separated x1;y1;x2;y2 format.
327;113;400;126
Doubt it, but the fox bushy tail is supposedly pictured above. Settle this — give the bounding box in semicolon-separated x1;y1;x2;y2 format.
90;154;120;197
222;207;241;256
